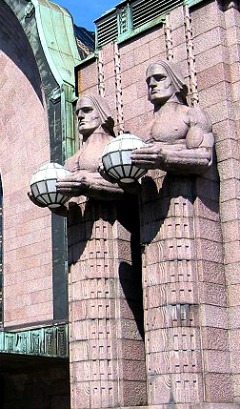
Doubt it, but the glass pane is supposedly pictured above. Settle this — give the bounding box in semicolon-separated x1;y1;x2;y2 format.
121;150;132;165
110;151;121;166
37;180;48;195
47;179;57;193
102;155;112;170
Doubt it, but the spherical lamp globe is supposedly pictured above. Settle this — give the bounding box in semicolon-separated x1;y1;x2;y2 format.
30;162;71;208
102;133;147;183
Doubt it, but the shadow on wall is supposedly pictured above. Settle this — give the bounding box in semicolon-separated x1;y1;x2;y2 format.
140;164;219;245
0;1;43;104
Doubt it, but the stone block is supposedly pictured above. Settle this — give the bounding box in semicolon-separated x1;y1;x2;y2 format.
196;239;223;264
222;219;240;243
225;263;240;285
120;48;135;72
201;305;228;329
229;306;240;329
147;350;202;375
220;178;240;203
205;373;233;402
194;196;220;221
134;42;150;65
123;95;147;121
122;83;138;105
102;42;115;63
216;138;239;162
195;45;228;74
195;218;222;242
199;282;227;307
217;159;240;181
228;44;240;64
194;27;226;56
224;241;240;264
145;304;199;330
120;380;147;406
220;198;240;223
197;63;231;92
103;61;115;80
202;327;229;351
232;374;240;402
144;282;198;308
146;327;201;354
149;34;167;58
199;81;232;109
203;350;231;373
169;5;185;30
80;62;98;91
191;1;223;36
148;373;204;404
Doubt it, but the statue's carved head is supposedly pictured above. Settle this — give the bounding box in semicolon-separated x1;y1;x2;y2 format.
76;94;115;139
146;60;188;108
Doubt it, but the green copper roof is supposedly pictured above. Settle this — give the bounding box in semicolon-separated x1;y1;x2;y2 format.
32;0;81;87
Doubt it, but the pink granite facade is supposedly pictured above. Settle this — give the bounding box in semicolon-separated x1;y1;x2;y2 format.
71;0;240;408
1;0;240;408
0;6;53;327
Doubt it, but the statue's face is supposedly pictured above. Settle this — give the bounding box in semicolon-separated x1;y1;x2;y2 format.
146;64;176;106
76;97;101;137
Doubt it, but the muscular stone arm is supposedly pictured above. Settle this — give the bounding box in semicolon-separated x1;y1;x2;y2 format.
131;106;214;175
56;169;125;201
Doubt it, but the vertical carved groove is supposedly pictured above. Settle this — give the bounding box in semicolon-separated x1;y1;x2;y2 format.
113;42;124;133
184;6;199;106
98;49;105;97
164;15;174;61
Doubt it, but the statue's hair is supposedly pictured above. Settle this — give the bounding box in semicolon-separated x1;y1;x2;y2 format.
146;60;188;104
77;94;115;136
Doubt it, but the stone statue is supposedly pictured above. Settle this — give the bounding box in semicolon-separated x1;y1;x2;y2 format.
56;94;124;201
131;60;214;174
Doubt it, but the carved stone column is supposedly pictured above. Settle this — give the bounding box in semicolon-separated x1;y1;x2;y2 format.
68;197;147;409
140;172;203;404
140;170;235;407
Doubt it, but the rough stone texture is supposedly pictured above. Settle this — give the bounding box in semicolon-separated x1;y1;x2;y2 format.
68;197;146;409
0;3;53;327
72;0;240;408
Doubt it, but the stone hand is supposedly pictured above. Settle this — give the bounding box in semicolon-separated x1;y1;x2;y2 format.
56;172;91;196
131;143;166;169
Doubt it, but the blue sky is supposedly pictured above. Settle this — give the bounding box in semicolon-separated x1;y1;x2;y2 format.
55;0;119;31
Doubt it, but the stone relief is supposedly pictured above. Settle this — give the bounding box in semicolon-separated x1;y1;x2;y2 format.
29;61;214;208
131;60;214;174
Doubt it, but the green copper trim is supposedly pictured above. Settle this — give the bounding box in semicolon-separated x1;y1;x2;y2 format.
0;324;68;358
31;0;80;159
61;83;78;159
32;0;81;87
184;0;204;6
117;15;165;44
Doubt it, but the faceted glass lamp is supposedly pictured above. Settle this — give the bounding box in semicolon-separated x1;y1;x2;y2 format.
102;133;147;183
30;163;70;208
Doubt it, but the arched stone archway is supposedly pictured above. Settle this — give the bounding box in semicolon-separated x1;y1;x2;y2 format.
0;1;81;406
